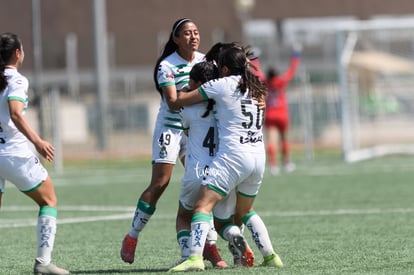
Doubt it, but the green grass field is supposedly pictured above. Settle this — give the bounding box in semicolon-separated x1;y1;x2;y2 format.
1;152;414;275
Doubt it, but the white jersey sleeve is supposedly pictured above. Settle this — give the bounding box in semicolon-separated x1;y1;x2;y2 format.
0;68;32;156
156;51;205;130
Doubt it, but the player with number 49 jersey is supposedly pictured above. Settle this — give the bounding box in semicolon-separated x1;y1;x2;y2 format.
156;51;205;130
152;51;204;164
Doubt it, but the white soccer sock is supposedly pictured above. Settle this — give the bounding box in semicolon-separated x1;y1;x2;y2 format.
177;230;191;258
189;212;211;257
205;213;217;245
36;206;57;265
128;200;155;238
243;211;274;257
221;224;242;241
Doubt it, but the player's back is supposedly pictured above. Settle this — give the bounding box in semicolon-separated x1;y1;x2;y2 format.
199;75;265;154
180;102;218;162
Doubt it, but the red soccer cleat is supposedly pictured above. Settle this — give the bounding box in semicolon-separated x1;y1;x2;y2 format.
120;234;138;264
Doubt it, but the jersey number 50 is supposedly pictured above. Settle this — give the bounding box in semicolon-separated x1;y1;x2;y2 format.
241;101;264;130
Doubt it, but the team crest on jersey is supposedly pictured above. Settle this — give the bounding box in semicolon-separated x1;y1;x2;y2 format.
165;72;174;80
159;145;167;159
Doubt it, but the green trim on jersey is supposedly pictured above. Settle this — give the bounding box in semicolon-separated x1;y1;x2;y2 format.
39;206;58;218
197;86;209;100
175;79;189;86
165;116;181;122
8;96;25;102
172;64;189;77
23;182;42;193
158;79;189;88
163;123;186;130
207;184;227;197
237;190;257;198
167;109;181;114
175;71;189;78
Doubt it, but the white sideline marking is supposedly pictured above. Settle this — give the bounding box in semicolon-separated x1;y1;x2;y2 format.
1;206;413;229
1;205;136;212
259;208;414;217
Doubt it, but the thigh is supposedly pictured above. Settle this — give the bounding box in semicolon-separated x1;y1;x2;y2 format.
179;156;205;211
235;193;256;224
24;176;57;207
201;154;241;196
237;152;265;197
194;185;223;215
213;189;236;221
0;155;48;192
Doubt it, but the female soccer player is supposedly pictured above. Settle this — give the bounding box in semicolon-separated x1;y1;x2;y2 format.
120;18;205;264
172;61;228;268
0;32;69;275
265;48;300;174
169;45;284;272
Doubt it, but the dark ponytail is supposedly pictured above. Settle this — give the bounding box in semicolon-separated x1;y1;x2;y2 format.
153;18;192;97
217;45;267;99
0;33;21;91
0;54;6;91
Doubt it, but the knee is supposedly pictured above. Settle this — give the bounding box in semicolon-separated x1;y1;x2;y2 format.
40;196;58;207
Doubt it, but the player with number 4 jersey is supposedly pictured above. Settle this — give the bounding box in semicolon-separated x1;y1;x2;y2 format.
174;61;228;268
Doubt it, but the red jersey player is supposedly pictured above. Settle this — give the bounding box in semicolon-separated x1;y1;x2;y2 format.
265;49;300;174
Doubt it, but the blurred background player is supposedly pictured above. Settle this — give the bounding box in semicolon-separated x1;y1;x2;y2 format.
265;45;301;175
248;47;266;83
0;32;69;275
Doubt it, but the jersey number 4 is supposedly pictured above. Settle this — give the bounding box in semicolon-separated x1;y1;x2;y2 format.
202;127;216;156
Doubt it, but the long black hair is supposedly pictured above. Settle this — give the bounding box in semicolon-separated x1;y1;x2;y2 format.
217;45;267;99
205;42;240;63
0;33;21;91
189;61;219;118
153;18;193;97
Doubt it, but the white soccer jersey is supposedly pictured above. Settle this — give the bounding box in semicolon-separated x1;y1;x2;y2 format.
178;102;218;210
180;102;217;181
0;68;31;157
156;51;205;130
198;75;265;153
181;102;218;164
152;51;204;163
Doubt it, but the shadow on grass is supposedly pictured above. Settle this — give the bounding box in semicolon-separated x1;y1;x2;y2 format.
71;268;168;274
